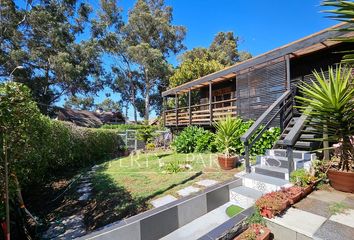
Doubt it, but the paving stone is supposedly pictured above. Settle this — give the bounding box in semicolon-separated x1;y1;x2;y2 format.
79;192;91;201
77;186;92;193
313;220;354;240
329;209;354;228
177;186;200;197
196;179;219;187
151;195;178;208
308;189;347;203
268;208;327;238
293;197;331;218
343;195;354;209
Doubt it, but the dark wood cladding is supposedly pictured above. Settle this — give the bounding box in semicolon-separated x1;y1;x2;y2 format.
236;59;287;123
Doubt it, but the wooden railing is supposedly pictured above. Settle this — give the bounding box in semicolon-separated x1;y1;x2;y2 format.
164;98;237;126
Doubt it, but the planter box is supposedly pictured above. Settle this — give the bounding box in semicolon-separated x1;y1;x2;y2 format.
288;192;302;205
234;225;271;240
301;185;313;197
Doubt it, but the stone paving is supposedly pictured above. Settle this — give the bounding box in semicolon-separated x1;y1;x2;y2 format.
268;187;354;240
41;165;100;239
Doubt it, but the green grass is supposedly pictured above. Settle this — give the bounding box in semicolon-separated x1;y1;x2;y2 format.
226;205;244;218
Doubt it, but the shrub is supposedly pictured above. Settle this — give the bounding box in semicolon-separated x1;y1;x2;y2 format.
250;127;281;156
172;126;216;153
290;169;317;187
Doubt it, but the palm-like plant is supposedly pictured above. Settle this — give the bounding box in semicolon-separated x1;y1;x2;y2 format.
322;0;354;64
296;66;354;171
214;116;242;157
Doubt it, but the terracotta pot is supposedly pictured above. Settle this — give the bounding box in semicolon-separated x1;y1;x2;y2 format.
301;185;313;197
327;169;354;193
288;192;302;205
218;155;238;170
234;225;271;240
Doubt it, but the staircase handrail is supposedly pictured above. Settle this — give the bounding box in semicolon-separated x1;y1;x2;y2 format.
241;90;293;173
283;112;309;146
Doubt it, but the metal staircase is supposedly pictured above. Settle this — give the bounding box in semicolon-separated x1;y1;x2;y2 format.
240;89;320;181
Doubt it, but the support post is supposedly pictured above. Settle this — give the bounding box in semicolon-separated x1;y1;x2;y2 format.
188;90;192;125
245;144;251;173
209;82;213;125
285;54;291;90
323;124;330;160
287;146;294;177
163;97;166;127
175;93;178;126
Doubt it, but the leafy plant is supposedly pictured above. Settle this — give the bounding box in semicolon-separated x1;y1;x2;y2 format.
172;126;215;153
322;0;354;64
214;116;243;157
137;125;158;144
290;169;317;187
236;224;269;240
255;191;289;218
328;202;349;215
246;209;266;226
296;66;354;171
251;127;281;156
164;161;183;174
145;143;156;151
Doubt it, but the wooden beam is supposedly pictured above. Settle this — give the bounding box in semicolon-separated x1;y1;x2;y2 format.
162;23;351;97
175;94;178;126
209;82;212;125
286;54;291;90
188;90;192;125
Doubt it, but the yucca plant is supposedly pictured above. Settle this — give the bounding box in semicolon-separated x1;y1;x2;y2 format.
296;65;354;171
214;116;242;157
322;0;354;64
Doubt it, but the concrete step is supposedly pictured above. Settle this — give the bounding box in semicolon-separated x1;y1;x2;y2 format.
229;186;263;209
254;164;289;180
267;149;315;160
260;155;312;170
241;173;290;193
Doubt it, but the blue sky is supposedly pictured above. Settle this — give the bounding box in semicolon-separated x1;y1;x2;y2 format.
19;0;338;119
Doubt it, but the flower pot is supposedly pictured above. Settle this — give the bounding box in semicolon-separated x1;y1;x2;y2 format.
301;185;313;197
218;155;238;170
288;192;302;205
327;169;354;193
234;224;271;240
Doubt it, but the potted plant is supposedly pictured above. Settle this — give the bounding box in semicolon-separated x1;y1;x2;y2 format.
255;191;289;218
297;66;354;193
290;169;317;196
281;186;303;204
214;116;242;170
234;224;271;240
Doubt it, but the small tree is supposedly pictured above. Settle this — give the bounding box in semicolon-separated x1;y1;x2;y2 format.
296;66;354;171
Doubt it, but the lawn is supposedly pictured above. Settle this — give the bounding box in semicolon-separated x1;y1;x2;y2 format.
86;150;242;229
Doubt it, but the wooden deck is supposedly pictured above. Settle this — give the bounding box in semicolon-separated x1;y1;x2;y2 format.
164;98;237;126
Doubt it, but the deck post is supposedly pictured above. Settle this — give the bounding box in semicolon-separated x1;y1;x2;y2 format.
188;90;192;125
175;93;178;126
209;82;213;125
285;54;291;90
163;97;166;127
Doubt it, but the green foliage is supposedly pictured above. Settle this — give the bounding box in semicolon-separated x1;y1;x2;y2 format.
0;82;124;189
172;126;216;153
251;127;281;156
209;32;239;66
64;96;95;110
322;0;354;64
214;116;243;157
296;66;354;171
328;202;349;215
246;208;267;226
225;205;244;218
95;98;122;112
163;161;183;174
101;124;161;131
290;169;317;187
145;143;156;151
137;125;158;144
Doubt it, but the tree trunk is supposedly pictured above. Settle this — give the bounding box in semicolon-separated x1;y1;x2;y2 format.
144;69;150;122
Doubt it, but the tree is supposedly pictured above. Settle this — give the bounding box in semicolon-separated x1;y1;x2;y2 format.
96;98;121;112
239;51;253;62
209;32;239;66
0;0;122;113
64;96;95;110
122;0;186;121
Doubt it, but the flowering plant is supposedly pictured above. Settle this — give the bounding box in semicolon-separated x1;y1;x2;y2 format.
235;224;270;240
255;191;288;218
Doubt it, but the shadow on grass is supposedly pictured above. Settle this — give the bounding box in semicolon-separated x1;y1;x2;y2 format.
84;168;202;231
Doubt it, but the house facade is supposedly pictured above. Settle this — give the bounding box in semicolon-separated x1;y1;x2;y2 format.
162;23;354;130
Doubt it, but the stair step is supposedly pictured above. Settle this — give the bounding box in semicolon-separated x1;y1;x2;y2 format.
266;149;315;160
230;186;263;200
241;173;290;193
261;156;312;170
295;141;315;149
299;134;316;139
254;165;289;180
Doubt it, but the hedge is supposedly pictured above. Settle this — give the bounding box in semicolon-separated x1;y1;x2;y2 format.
0;83;124;190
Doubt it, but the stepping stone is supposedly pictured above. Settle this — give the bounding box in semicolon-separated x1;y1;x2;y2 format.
313;220;354;240
78;183;92;189
77;186;92;193
151;195;177;208
177;186;200;197
195;179;218;187
329;209;354;228
293;197;332;218
308;190;347;203
78;193;91;201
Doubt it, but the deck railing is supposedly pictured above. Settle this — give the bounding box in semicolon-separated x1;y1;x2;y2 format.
164;98;237;126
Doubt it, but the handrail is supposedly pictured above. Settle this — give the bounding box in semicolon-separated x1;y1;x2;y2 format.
165;98;237;112
241;90;291;142
283;110;310;146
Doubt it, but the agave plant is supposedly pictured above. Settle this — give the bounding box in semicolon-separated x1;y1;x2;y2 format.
322;0;354;64
214;116;242;157
296;66;354;171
